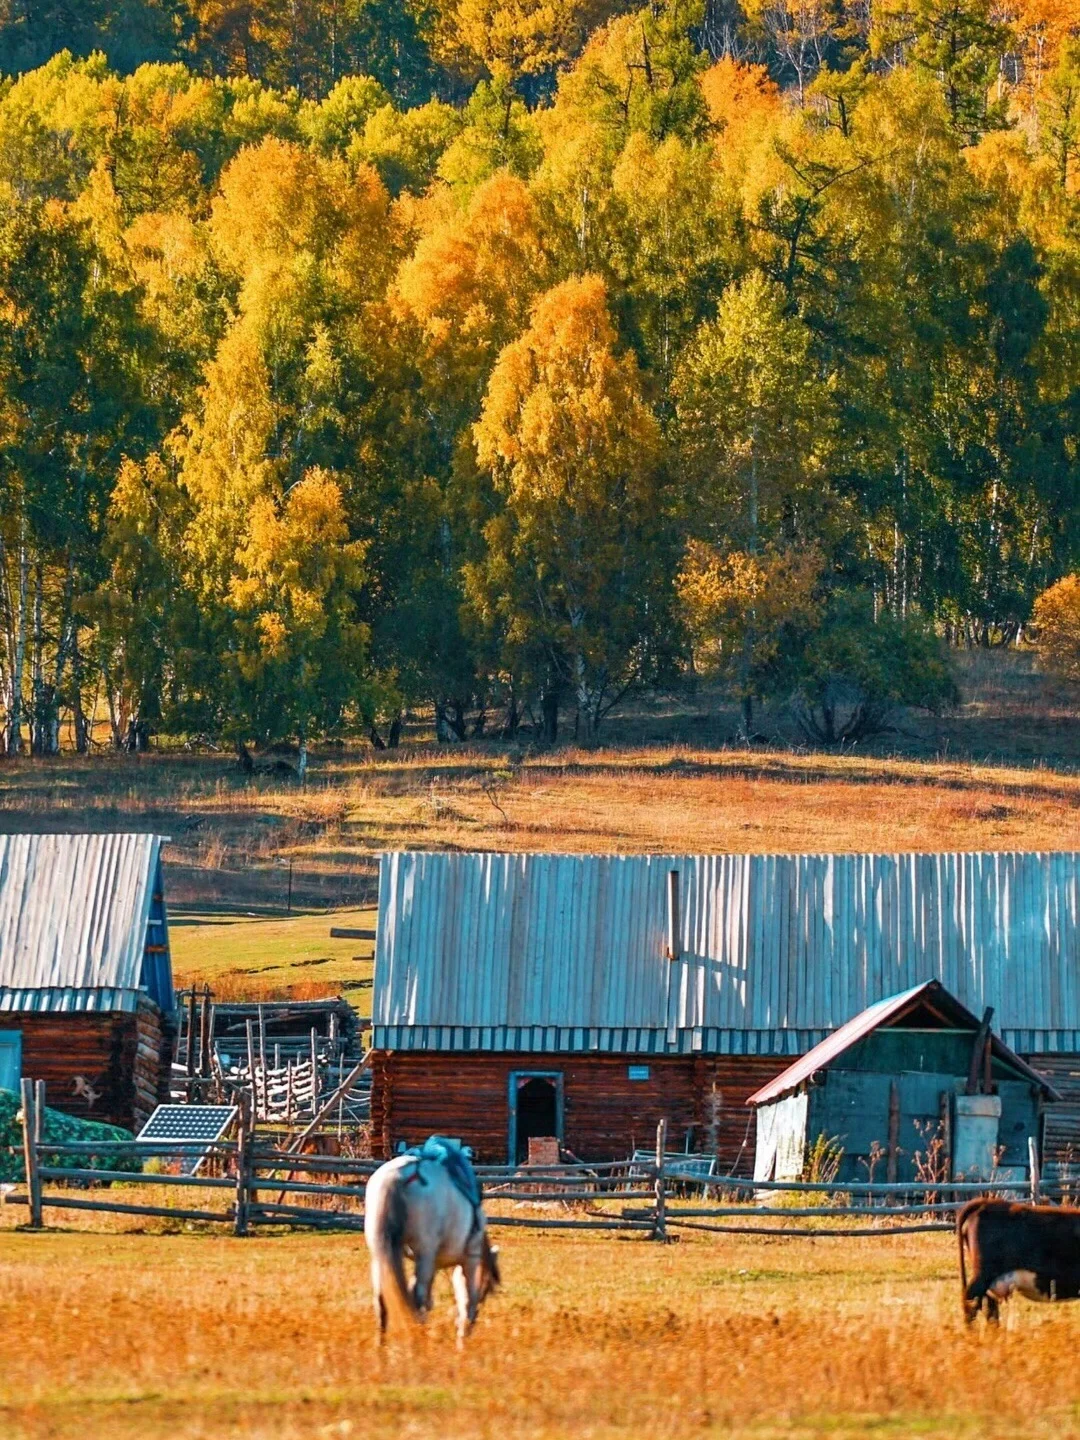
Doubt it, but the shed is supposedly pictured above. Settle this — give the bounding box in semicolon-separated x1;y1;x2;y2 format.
0;833;176;1131
371;850;1080;1168
747;982;1060;1185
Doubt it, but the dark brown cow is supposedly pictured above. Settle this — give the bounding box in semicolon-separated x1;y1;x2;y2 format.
957;1197;1080;1323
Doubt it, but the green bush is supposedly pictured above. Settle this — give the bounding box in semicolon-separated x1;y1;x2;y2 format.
767;593;958;745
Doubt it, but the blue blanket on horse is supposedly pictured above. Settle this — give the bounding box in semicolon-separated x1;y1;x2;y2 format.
403;1135;482;1210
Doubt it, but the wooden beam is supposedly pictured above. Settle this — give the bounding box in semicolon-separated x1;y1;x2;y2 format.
20;1079;42;1229
285;1050;373;1153
966;1007;994;1095
329;927;376;940
886;1080;900;1187
271;1051;373;1205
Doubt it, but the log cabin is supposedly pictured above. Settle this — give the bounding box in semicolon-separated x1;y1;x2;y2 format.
0;833;176;1131
370;850;1080;1171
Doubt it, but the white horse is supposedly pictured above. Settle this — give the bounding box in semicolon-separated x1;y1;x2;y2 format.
364;1151;500;1341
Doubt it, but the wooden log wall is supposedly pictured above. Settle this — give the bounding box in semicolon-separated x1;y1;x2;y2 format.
370;1051;783;1169
135;997;175;1127
1033;1054;1080;1174
12;1002;174;1133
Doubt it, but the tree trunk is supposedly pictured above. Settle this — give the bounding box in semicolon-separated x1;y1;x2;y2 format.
46;550;78;756
574;651;597;743
5;525;29;754
501;691;519;740
737;429;760;743
540;686;559;744
30;560;44;756
106;672;127;749
388;714;402;748
71;640;89;753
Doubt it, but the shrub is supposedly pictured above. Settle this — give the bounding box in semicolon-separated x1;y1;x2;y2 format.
770;593;957;745
0;1088;139;1182
1032;575;1080;682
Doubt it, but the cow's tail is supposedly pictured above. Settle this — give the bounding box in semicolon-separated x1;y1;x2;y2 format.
366;1173;417;1330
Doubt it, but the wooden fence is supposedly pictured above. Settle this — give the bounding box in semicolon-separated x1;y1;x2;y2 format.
5;1084;1066;1241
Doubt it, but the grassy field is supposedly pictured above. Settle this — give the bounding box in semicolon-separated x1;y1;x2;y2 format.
3;1212;1080;1439
6;732;1080;907
170;907;377;1005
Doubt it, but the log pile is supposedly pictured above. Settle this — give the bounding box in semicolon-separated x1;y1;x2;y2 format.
174;988;368;1126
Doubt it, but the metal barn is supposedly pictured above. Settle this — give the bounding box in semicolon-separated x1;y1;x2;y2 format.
371;850;1080;1167
0;833;176;1131
748;981;1059;1185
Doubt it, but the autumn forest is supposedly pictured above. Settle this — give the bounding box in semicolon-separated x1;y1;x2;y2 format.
0;0;1078;757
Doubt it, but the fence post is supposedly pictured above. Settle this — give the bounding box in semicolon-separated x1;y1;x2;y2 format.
199;983;211;1079
886;1081;900;1188
1029;1136;1041;1204
653;1118;667;1242
185;987;197;1088
246;1018;257;1119
20;1078;42;1229
234;1094;251;1237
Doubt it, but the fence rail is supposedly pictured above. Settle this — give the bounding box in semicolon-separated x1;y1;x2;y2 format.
6;1082;1075;1241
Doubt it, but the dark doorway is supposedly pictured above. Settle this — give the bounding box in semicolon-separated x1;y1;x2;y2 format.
510;1073;562;1163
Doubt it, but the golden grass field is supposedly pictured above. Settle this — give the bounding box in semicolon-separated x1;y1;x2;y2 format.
3;1207;1080;1440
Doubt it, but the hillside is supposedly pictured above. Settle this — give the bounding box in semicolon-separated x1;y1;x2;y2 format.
3;650;1080;1000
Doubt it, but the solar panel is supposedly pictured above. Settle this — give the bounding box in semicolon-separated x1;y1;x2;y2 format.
137;1105;237;1174
629;1149;717;1183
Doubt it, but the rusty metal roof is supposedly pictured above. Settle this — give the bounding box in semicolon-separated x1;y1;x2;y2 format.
0;834;170;1013
746;980;1060;1106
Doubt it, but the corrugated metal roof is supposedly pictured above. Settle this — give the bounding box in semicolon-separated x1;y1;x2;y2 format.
0;834;167;1012
374;850;1080;1053
746;981;1059;1105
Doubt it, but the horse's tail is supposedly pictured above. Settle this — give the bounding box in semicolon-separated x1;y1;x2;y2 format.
366;1171;417;1326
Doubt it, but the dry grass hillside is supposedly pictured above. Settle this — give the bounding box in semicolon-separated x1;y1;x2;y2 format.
0;653;1078;927
1;648;1079;1001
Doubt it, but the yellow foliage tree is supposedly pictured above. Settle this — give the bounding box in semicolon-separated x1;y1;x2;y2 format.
453;0;582;82
678;541;823;676
209;136;393;314
469;273;670;739
1033;574;1080;681
228;468;369;764
393;171;553;426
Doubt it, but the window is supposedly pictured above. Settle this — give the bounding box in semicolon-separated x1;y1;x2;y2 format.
0;1031;21;1093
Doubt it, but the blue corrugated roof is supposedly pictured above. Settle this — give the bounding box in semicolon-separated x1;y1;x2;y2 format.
374;850;1080;1051
0;834;173;1013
